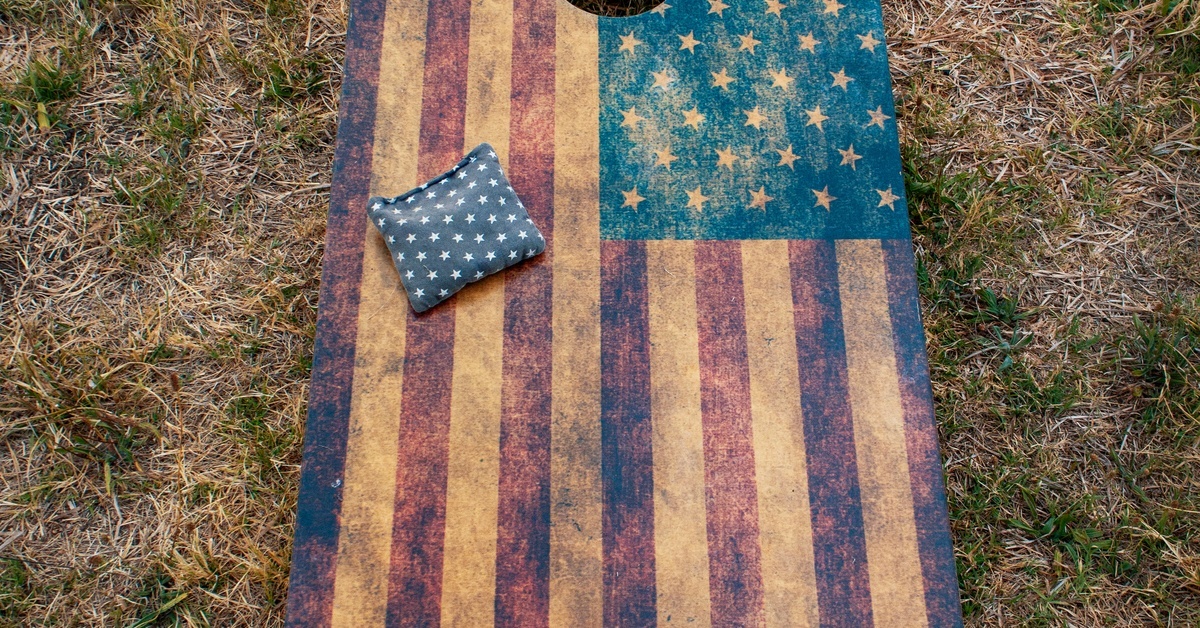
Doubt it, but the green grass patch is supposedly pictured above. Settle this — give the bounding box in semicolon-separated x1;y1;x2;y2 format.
226;390;296;490
0;558;34;620
1127;297;1200;431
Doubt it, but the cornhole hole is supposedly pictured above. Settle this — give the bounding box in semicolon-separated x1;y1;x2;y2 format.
286;0;962;623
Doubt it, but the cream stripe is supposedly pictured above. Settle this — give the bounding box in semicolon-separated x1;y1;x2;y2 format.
463;0;512;165
645;239;713;627
438;0;513;623
549;4;603;626
741;240;819;628
836;239;928;628
329;0;426;623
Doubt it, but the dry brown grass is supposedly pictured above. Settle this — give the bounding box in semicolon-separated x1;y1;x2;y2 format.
0;0;1197;624
0;0;341;624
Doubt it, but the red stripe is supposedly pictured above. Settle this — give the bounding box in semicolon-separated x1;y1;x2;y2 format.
693;241;765;625
384;0;471;622
788;239;875;625
600;240;657;626
881;239;963;625
386;307;457;625
284;0;384;622
493;0;556;623
415;0;472;176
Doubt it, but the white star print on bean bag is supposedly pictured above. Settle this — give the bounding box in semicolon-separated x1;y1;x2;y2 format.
367;143;546;313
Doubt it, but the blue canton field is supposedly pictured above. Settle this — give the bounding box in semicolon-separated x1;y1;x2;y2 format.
1;0;1199;624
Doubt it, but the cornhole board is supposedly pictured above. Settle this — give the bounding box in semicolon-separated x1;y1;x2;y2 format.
285;0;963;623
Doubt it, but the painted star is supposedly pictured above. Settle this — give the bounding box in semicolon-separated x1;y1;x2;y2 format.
429;232;441;242
877;187;901;210
765;0;785;15
798;33;820;53
776;144;800;169
624;188;643;212
651;69;674;91
414;288;425;298
711;68;736;90
812;186;836;210
866;106;891;129
485;251;496;261
708;0;729;15
682;107;705;130
822;0;844;15
620;107;646;129
463;252;474;261
830;68;854;90
805;105;829;131
405;270;415;279
858;31;882;52
838;144;862;170
738;32;762;54
651;1;671;15
439;289;450;297
653;146;679;169
685;187;710;212
743;106;767;128
715;146;739;170
749;187;773;210
768;67;794;90
619;32;642;54
427;270;438;280
678;32;701;53
439;250;451;260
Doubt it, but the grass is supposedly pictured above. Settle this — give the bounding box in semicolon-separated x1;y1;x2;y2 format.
0;0;1197;625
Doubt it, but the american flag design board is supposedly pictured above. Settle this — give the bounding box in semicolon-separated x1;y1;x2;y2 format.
285;0;963;623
